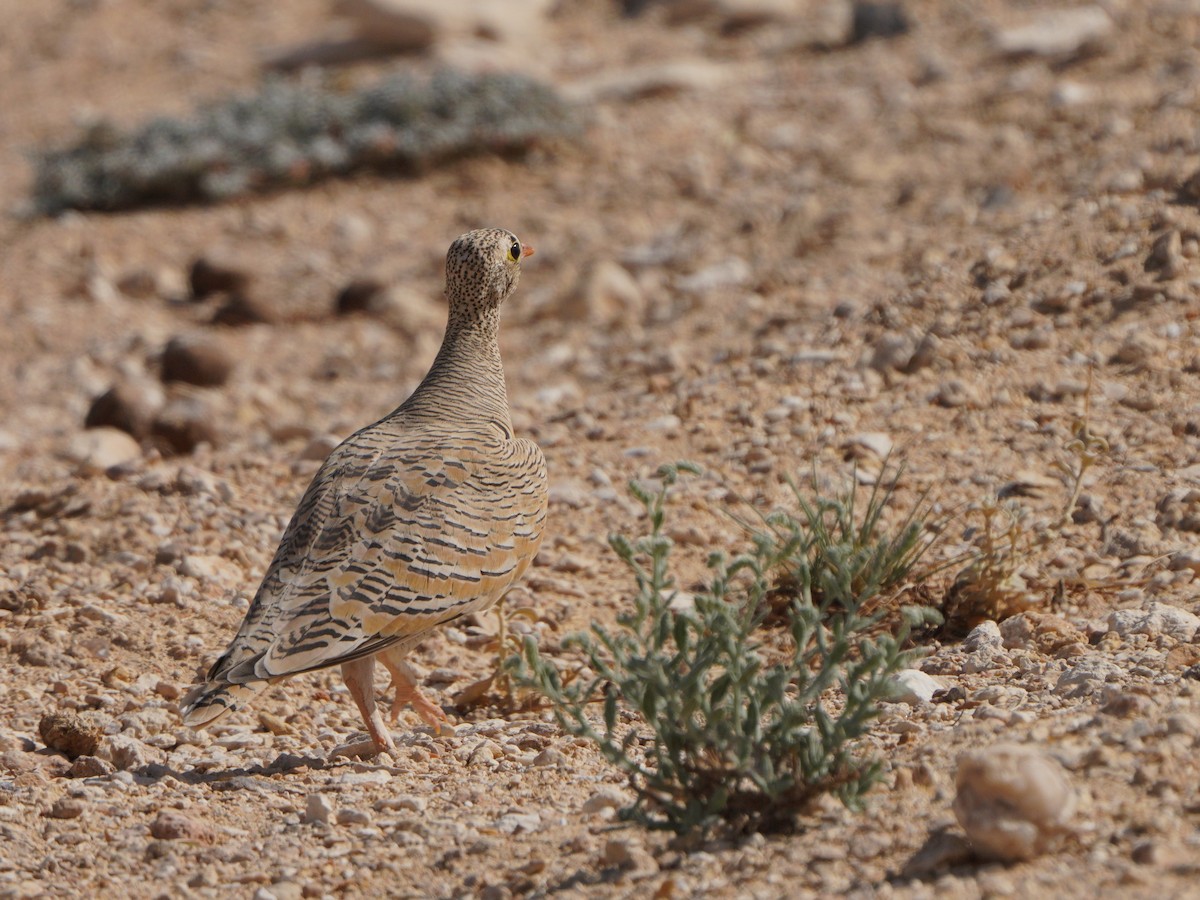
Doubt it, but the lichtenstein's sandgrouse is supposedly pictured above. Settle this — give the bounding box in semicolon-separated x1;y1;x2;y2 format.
180;228;547;755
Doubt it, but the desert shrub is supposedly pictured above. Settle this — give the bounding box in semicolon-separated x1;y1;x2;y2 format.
514;462;941;836
31;70;581;214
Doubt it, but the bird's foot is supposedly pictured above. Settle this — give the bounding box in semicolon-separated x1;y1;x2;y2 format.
389;680;450;734
380;654;451;734
329;734;395;761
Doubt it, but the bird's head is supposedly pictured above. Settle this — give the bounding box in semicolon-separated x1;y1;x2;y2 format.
444;227;535;311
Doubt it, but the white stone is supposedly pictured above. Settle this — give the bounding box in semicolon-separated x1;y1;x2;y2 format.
676;257;752;294
1054;656;1123;696
843;432;894;460
303;793;333;825
581;788;628;815
495;811;541;834
565;60;737;103
963;620;1003;654
993;7;1113;58
64;428;141;473
887;669;944;705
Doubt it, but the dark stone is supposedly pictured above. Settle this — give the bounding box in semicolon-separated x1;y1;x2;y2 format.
189;255;250;300
335;278;388;316
84;377;165;439
151;394;222;454
851;2;910;44
211;288;278;326
161;333;235;387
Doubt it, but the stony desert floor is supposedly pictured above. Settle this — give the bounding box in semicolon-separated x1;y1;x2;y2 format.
2;1;1200;898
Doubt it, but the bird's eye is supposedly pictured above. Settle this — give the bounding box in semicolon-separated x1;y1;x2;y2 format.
509;241;521;262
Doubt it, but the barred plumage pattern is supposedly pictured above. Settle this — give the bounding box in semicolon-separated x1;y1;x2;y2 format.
181;228;547;753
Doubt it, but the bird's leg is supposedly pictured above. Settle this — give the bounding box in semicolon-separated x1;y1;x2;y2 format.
493;595;511;699
378;647;449;733
336;657;395;757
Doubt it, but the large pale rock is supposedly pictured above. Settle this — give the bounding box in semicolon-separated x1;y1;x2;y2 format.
954;744;1076;861
39;712;102;759
1107;602;1200;642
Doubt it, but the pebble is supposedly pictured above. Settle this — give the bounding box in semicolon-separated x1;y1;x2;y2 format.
189;253;251;299
1144;230;1184;281
161;333;236;387
901;830;974;877
602;838;635;867
1054;656;1124;697
149;809;215;842
64;428;142;474
887;669;944;705
1107;602;1200;642
566;60;735;103
47;797;85;819
177;554;241;585
532;747;567;766
565;259;645;327
933;379;975;408
335;808;372;827
85;376;165;439
842;431;893;461
963;620;1003;654
151;393;223;454
1167;549;1200;574
581;788;628;816
116;267;167;300
999;612;1086;655
211;287;278;326
600;837;659;877
1156;489;1200;532
993;6;1113;58
374;795;427;813
850;2;911;44
39;711;102;759
953;743;1076;861
495;812;541;834
304;793;333;825
675;257;751;294
335;278;389;316
97;734;161;770
257;712;293;736
868;333;914;372
68;755;115;778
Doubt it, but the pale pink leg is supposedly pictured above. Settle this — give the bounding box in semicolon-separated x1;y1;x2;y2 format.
378;647;449;733
338;657;395;756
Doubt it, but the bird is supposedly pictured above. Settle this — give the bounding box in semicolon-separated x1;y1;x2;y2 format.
180;227;548;756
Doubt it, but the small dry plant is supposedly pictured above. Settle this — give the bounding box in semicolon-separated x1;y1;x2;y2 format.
947;372;1110;624
513;462;941;837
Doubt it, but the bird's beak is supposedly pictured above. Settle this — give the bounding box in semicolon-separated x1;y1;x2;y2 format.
522;245;536;258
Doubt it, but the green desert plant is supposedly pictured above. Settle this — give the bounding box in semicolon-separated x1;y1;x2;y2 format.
31;70;581;214
513;462;941;837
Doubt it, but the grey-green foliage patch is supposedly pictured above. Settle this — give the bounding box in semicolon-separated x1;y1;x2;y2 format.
31;70;581;215
514;461;942;837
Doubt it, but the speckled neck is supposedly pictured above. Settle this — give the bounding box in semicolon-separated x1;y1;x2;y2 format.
403;304;510;427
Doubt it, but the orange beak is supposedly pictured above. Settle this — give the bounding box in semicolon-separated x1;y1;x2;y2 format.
522;245;536;259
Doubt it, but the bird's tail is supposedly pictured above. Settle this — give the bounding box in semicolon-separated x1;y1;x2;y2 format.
179;680;268;728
